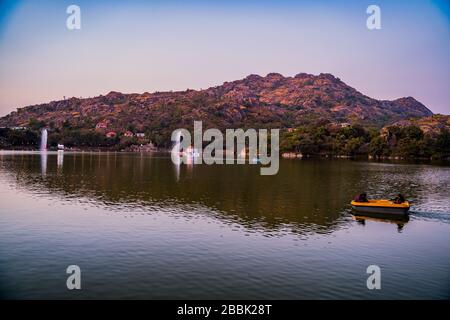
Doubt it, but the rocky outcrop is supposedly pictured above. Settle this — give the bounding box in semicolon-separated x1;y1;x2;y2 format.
382;114;450;136
0;72;433;135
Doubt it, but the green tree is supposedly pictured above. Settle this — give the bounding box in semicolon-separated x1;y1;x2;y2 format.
28;118;46;130
369;136;389;157
433;128;450;159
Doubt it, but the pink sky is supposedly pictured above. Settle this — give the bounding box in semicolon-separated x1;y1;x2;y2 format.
0;0;449;116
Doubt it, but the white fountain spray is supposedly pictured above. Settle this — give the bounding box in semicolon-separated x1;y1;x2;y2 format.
40;128;48;151
172;130;181;181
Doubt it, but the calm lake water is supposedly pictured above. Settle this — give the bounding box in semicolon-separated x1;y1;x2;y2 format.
0;151;449;299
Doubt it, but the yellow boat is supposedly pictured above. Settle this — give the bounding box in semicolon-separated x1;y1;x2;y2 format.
351;199;410;216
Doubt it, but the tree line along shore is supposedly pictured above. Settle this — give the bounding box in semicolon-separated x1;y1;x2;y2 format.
1;118;449;161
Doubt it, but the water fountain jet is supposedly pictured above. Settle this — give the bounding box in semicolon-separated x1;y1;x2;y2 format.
40;128;48;151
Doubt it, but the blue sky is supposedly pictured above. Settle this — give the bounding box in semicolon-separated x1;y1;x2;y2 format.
0;0;449;115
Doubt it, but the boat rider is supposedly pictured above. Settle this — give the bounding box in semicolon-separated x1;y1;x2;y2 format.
392;193;405;204
354;192;369;202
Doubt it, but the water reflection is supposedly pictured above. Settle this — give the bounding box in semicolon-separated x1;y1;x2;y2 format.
0;152;449;235
1;152;449;299
353;214;409;232
40;151;47;176
57;151;64;168
173;158;180;181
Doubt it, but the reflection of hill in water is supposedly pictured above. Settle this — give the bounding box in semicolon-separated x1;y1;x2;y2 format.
0;152;355;234
2;152;448;233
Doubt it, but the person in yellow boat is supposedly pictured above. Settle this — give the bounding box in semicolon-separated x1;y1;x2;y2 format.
392;193;406;204
354;192;369;202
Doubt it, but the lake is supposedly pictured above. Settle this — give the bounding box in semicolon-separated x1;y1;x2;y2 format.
0;151;449;299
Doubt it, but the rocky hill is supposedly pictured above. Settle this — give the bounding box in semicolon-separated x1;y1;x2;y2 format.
383;114;450;135
0;72;433;143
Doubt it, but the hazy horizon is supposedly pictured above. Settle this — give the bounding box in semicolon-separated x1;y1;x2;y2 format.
0;0;449;117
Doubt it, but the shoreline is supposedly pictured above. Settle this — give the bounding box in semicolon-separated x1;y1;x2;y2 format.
1;148;448;164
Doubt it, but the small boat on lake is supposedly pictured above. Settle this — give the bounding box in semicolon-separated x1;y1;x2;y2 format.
351;199;410;216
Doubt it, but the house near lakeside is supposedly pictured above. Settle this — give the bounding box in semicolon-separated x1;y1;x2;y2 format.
95;120;109;130
106;131;117;138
